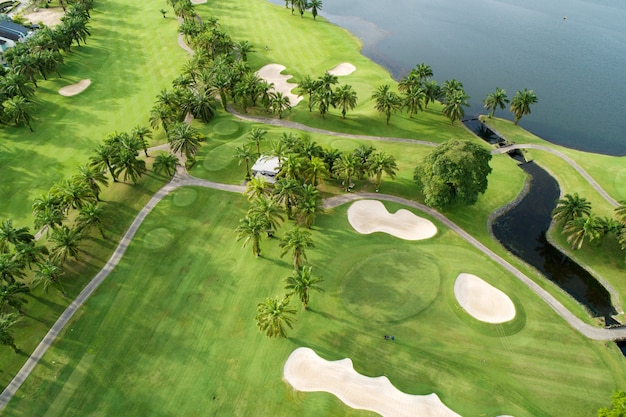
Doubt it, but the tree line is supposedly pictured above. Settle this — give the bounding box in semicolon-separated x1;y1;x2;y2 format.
0;0;93;131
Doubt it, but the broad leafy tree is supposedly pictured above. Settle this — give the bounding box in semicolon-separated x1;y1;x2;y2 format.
285;266;324;310
414;139;492;208
255;296;297;338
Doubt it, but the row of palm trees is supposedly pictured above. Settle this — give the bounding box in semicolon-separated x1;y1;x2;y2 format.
483;87;538;124
552;193;626;260
298;72;358;119
283;0;323;20
0;1;93;131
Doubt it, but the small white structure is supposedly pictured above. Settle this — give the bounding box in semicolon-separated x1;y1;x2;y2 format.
251;155;280;183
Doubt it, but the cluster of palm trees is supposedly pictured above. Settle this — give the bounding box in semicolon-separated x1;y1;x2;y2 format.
283;0;323;20
483;87;538;124
0;1;93;131
298;72;357;119
552;193;626;259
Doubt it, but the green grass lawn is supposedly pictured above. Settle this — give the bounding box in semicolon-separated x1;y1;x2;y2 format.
0;0;187;227
3;187;625;417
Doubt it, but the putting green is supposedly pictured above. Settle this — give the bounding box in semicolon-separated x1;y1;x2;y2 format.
173;188;198;207
212;120;241;137
141;227;174;250
341;249;440;323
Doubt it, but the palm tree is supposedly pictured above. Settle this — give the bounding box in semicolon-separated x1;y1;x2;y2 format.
278;154;304;182
0;69;34;98
0;220;34;253
233;144;256;180
273;177;301;219
91;143;118;182
323;147;342;176
131;126;153;157
367;151;398;192
309;0;323;19
3;95;34;131
403;87;426;118
0;254;25;284
236;215;265;257
442;89;470;124
564;214;604;250
74;164;109;201
244;176;272;201
255;296;297;338
149;103;176;133
13;241;48;271
333;84;358;119
333;153;359;191
422;80;440;109
304;156;329;186
189;89;217;123
0;313;20;353
285;266;324;309
297;184;323;228
167;122;203;160
614;200;626;225
52;178;94;212
0;282;30;314
112;148;147;185
153;153;180;177
372;84;402;124
293;0;307;17
233;40;255;62
483;87;509;118
414;63;433;83
552;193;592;226
279;226;314;269
77;202;107;238
441;79;464;102
247;127;268;157
48;225;83;265
249;195;284;237
32;260;66;296
510;88;538;124
298;75;319;112
270;92;292;119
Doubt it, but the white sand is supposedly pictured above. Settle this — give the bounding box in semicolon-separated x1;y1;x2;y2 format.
256;64;303;107
454;273;516;324
58;79;91;97
284;347;462;417
347;200;437;240
328;62;356;76
23;8;64;27
191;0;207;3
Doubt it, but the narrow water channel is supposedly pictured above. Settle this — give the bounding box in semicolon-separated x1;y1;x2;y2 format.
464;120;617;320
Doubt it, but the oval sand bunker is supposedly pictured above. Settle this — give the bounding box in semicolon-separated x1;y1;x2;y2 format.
328;62;356;76
454;273;516;323
58;79;91;97
347;200;437;240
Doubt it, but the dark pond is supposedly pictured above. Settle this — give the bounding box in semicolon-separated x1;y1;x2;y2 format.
466;120;617;320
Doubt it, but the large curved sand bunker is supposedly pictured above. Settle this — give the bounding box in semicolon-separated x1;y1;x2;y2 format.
328;62;356;76
58;79;91;97
256;64;302;107
347;200;437;240
284;347;461;417
454;273;516;323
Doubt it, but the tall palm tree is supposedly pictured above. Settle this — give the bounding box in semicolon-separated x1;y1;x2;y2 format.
441;79;464;102
0;220;34;253
422;80;440;109
249;195;284;237
372;84;402;124
564;214;604;250
309;0;323;20
510;88;538;124
333;84;358;119
278;154;305;182
279;226;314;269
247;127;268;157
112;148;147;185
91;143;118;182
333;153;359;191
304;156;329;186
297;184;323;228
233;40;255;62
270;92;292;119
52;178;94;212
0;69;34;98
167;122;203;160
0;254;25;284
77;202;107;238
236;215;265;257
403;87;425;118
442;89;470;124
0;313;20;353
233;144;256;180
614;201;626;225
189;89;217;123
414;63;433;83
153;153;180;177
74;164;108;201
32;260;66;296
3;95;34;131
13;241;48;271
298;75;319;112
131;126;153;157
255;296;297;338
273;177;301;219
244;176;272;201
483;87;509;118
367;151;398;192
0;282;30;314
552;193;592;226
149;103;176;133
285;266;324;309
322;147;342;177
48;226;83;265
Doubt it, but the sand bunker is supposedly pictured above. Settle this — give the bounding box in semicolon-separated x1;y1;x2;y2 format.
58;79;91;97
347;200;437;240
191;0;207;3
284;347;461;417
328;62;356;76
23;8;64;27
454;273;516;324
256;64;302;107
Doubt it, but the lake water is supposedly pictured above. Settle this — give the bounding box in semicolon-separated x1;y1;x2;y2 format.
270;0;626;156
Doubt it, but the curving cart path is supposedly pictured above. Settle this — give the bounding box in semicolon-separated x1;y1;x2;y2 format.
2;18;624;412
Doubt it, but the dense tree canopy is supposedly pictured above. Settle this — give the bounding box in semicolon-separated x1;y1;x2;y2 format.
413;139;492;208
